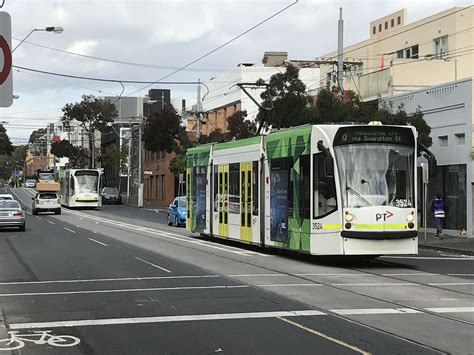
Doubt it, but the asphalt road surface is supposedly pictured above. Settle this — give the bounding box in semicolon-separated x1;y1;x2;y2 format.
0;187;472;354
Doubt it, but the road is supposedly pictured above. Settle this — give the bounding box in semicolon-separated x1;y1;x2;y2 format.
0;187;473;354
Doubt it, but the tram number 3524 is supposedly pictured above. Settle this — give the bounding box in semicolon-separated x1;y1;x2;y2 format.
312;222;323;230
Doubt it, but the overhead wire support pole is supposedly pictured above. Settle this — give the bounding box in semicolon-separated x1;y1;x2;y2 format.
337;7;344;97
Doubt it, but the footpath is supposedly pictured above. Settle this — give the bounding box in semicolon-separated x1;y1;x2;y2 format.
419;231;474;256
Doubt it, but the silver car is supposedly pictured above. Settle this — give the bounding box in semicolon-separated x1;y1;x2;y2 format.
32;192;61;215
0;200;26;231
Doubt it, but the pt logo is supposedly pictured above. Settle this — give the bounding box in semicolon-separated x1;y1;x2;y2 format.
376;211;394;221
0;35;12;85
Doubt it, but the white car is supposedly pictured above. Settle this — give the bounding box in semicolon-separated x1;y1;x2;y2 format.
32;192;61;215
25;179;36;188
0;194;14;201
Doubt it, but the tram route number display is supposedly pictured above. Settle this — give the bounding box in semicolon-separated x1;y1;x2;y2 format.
334;126;415;147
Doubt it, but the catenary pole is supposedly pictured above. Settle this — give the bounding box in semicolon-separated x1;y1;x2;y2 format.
337;7;344;97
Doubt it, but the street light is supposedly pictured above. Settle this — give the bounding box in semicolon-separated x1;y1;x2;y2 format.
12;26;64;53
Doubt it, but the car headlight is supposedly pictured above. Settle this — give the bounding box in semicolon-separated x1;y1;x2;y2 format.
344;212;354;222
406;212;415;222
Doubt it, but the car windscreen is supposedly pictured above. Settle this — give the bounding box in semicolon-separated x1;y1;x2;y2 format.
178;199;186;208
39;193;58;199
103;188;118;194
0;201;20;209
0;197;13;200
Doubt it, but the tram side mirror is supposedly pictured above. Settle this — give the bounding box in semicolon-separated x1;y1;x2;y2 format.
317;140;331;158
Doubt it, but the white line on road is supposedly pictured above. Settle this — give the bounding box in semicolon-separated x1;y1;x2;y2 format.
47;221;55;225
428;282;474;286
425;307;474;313
448;274;474;276
88;238;108;247
382;256;474;260
380;273;438;276
331;308;421;315
257;284;323;287
26;211;31;215
296;273;374;277
0;285;248;297
9;309;326;330
332;283;417;286
0;275;220;286
135;257;171;273
35;216;42;220
64;227;76;234
229;274;286;277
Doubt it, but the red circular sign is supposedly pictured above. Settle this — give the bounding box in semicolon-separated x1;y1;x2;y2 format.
0;35;12;85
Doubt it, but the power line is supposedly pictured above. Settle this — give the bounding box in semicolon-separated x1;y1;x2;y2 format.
124;0;299;98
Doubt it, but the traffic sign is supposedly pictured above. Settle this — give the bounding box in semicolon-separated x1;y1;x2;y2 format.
0;11;12;107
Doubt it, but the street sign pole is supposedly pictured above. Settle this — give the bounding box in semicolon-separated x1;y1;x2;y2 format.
0;11;13;107
422;163;429;243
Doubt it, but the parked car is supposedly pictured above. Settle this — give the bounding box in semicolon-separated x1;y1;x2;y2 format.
101;187;121;204
32;192;61;215
0;200;26;231
167;196;186;226
0;194;14;201
24;179;36;188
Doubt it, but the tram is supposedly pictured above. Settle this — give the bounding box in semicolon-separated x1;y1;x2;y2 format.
59;169;102;208
186;123;424;256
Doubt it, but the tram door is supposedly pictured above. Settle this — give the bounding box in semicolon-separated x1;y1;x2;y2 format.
218;165;229;238
186;167;194;231
240;163;252;242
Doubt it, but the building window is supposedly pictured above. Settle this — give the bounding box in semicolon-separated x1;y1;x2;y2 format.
411;45;419;59
404;48;411;59
396;50;404;59
161;174;166;198
397;16;401;25
379;24;382;32
455;133;465;146
433;35;448;57
385;21;388;30
373;26;376;35
439;135;448;148
391;19;394;27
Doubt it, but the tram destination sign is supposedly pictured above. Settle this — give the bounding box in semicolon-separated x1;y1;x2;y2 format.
333;126;415;146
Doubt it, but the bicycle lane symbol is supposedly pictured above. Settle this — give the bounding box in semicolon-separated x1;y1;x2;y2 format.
0;330;81;351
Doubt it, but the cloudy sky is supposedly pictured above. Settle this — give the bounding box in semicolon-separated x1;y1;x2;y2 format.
0;0;471;143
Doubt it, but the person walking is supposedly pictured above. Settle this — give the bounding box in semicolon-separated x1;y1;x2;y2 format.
431;194;446;239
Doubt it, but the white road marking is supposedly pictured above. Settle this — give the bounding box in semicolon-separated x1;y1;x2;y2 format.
135;257;171;273
47;221;55;225
229;274;286;277
0;285;248;297
331;282;416;286
331;308;421;315
35;216;42;220
382;256;474;260
257;284;323;287
88;238;108;247
26;211;31;215
448;274;474;276
64;227;76;234
0;275;219;286
425;307;474;313
9;309;326;330
296;273;373;277
428;282;474;286
381;273;438;276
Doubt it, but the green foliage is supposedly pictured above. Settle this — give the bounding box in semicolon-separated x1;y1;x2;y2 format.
144;104;187;154
0;124;14;156
169;153;186;176
226;110;257;140
102;143;120;170
28;128;47;144
51;140;88;168
198;128;227;144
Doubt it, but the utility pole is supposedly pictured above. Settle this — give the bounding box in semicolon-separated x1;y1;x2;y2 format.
137;117;144;208
126;135;131;204
337;7;344;97
90;131;95;169
196;79;202;140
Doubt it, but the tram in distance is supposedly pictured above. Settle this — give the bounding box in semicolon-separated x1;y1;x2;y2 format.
186;122;433;256
59;169;102;208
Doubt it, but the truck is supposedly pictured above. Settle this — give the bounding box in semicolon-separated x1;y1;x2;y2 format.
35;169;60;192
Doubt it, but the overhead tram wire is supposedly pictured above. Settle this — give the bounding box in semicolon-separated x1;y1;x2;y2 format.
122;0;299;99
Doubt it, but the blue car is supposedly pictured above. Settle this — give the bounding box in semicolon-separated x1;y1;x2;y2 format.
167;196;186;226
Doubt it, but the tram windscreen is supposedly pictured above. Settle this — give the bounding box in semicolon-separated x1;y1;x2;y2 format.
74;171;99;194
334;144;415;208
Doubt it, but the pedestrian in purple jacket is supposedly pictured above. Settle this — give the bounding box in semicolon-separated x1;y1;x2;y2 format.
431;194;446;239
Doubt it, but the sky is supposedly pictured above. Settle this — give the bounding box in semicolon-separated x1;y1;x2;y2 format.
0;0;472;144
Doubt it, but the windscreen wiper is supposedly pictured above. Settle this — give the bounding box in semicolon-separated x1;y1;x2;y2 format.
346;186;372;206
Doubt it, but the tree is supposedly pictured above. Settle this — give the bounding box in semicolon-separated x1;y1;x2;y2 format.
28;128;47;155
144;104;189;154
62;95;117;168
51;140;88;168
0;124;14;155
256;64;311;130
226;110;257;140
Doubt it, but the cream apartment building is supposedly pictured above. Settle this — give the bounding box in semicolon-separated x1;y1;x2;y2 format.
320;6;473;181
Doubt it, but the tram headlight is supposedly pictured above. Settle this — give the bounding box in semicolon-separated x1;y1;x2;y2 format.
406;212;415;223
344;212;354;222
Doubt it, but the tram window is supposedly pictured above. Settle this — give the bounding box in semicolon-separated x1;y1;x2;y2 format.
271;157;292;214
70;176;75;196
252;161;258;215
300;155;310;219
229;163;240;214
313;153;337;218
213;166;218;212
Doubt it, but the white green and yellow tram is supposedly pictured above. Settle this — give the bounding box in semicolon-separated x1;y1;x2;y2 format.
186;123;422;256
59;169;102;208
